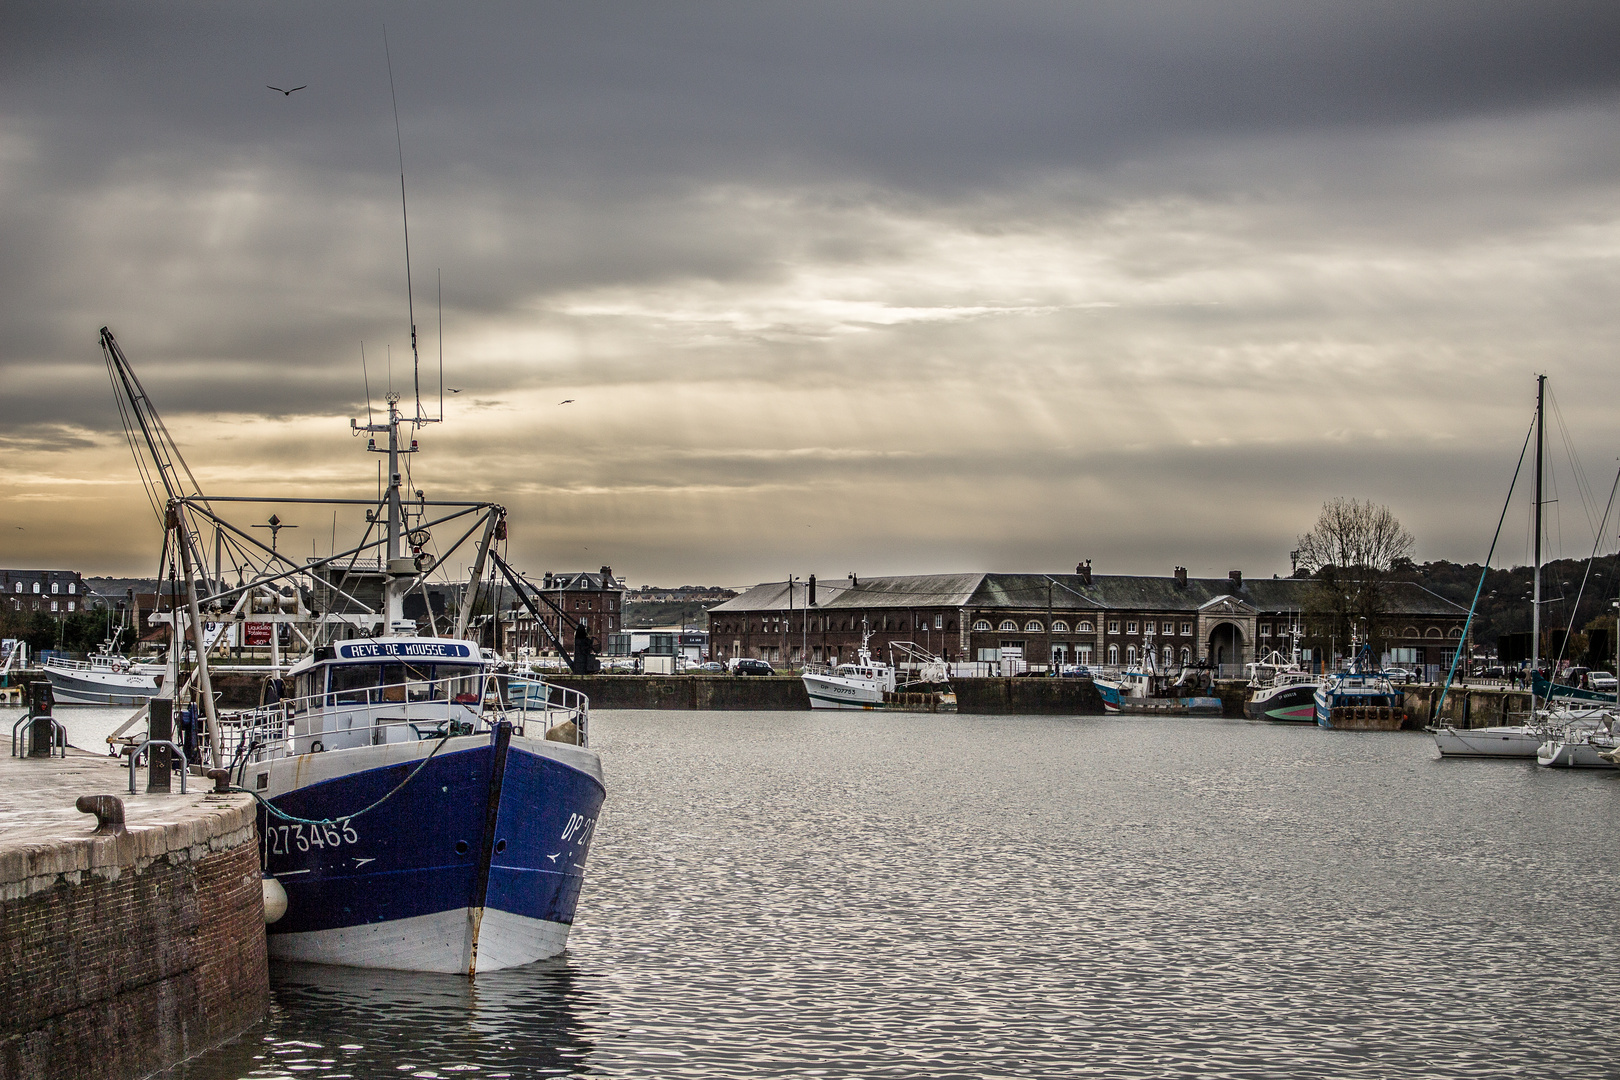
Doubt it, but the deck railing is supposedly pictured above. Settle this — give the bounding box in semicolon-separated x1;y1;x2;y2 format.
215;672;591;778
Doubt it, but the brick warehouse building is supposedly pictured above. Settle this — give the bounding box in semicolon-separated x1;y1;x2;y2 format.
706;564;1469;674
500;566;625;657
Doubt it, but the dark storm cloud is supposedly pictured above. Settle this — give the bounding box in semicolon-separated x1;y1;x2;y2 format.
6;2;1620;193
4;2;1619;578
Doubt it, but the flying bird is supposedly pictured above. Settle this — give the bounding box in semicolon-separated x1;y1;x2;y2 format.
447;388;463;393
267;85;307;96
558;399;575;405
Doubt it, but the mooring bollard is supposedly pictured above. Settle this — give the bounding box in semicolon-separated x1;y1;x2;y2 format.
75;794;126;835
28;682;56;758
148;699;173;793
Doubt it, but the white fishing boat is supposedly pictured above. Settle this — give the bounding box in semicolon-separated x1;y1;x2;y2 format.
42;642;164;705
801;625;955;711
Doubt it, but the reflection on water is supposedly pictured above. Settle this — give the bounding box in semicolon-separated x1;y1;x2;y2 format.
163;711;1620;1077
177;960;593;1078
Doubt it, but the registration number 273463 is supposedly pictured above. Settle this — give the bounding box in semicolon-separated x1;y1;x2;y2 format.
267;820;360;855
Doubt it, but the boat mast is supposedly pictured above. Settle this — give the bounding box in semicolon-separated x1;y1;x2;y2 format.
1532;374;1544;713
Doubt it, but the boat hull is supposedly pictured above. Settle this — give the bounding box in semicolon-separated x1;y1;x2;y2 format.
1430;724;1543;758
1537;738;1619;769
1245;682;1319;723
42;663;161;706
1315;685;1405;730
803;671;886;709
255;726;604;973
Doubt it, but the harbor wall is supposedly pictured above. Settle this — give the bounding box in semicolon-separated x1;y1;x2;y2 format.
1401;685;1533;728
0;771;267;1080
543;675;1108;713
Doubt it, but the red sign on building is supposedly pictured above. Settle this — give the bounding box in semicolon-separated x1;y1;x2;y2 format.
244;622;273;647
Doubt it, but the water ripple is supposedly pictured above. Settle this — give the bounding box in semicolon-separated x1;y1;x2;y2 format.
179;712;1620;1079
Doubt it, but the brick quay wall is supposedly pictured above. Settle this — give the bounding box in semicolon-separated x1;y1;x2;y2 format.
0;752;267;1080
545;675;1109;714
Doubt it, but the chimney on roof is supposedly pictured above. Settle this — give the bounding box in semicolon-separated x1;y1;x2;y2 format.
1077;560;1092;586
600;565;612;581
1174;566;1187;587
808;574;817;606
1229;569;1243;590
543;572;553;588
849;572;858;588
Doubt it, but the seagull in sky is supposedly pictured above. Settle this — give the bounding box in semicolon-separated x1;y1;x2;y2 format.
267;85;307;96
447;388;463;393
558;399;575;405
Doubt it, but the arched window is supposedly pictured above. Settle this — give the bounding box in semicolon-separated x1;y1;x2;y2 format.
973;620;992;631
1163;645;1174;668
50;582;59;595
1447;627;1463;638
1051;620;1069;633
999;620;1018;632
1107;644;1119;665
32;582;40;594
1076;620;1093;632
1404;627;1419;638
1180;647;1191;665
1024;620;1043;632
1426;628;1443;638
1126;645;1138;665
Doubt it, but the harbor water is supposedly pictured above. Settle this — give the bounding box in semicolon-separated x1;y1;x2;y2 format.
51;707;1620;1078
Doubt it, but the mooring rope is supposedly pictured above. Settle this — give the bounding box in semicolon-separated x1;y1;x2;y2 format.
232;728;458;827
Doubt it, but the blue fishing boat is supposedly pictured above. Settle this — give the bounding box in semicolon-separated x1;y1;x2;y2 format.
1315;645;1405;730
227;636;601;974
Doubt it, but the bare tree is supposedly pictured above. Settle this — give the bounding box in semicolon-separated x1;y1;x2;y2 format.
1296;498;1414;574
1296;498;1415;663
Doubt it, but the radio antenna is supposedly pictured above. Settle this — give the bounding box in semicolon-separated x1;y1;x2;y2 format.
437;268;444;421
360;342;375;426
383;25;422;423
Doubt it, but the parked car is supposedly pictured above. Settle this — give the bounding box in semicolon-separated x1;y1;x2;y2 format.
1587;671;1617;693
1382;667;1417;683
691;661;725;674
731;658;774;676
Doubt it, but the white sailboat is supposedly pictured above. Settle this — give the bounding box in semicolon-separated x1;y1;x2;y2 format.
1431;375;1548;758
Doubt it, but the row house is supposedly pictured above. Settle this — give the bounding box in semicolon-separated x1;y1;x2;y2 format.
1;569;88;615
707;564;1469;673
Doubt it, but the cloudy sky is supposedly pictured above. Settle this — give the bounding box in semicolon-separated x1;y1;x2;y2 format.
3;2;1619;587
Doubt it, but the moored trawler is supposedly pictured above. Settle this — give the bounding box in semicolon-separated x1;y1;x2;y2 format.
42;643;164;705
226;637;603;973
1244;651;1320;723
801;630;956;712
1315;647;1404;730
102;323;609;975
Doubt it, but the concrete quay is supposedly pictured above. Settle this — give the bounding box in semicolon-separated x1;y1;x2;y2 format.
0;749;267;1080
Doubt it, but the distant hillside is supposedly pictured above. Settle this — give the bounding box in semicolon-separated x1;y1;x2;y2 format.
1388;557;1620;651
622;600;712;630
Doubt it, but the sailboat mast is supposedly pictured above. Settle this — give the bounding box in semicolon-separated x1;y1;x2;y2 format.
1532;374;1544;711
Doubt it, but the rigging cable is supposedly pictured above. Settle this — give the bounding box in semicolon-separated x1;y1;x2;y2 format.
1433;413;1537;716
